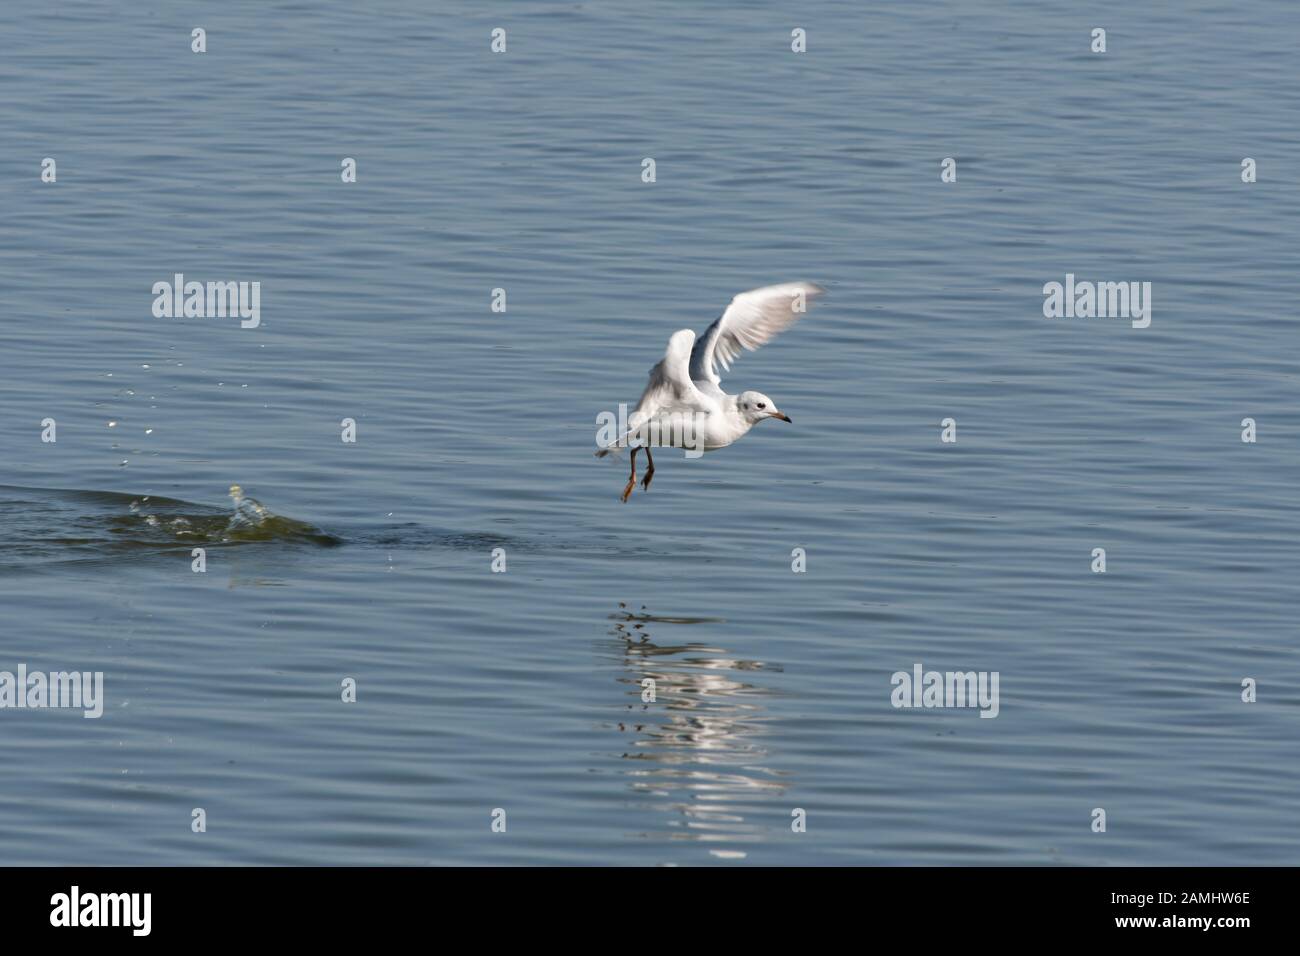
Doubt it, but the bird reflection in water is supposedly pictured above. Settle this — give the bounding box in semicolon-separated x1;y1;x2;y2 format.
609;603;788;858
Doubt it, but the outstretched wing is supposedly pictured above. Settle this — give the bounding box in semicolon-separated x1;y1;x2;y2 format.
596;329;706;455
688;282;824;389
633;328;704;423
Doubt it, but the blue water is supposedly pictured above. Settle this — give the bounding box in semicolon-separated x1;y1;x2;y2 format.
1;0;1298;865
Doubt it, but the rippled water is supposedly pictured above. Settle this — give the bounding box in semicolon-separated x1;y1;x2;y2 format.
1;1;1298;865
0;485;338;572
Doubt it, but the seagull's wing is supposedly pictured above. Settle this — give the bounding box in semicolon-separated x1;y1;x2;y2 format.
689;282;825;389
597;330;706;455
633;328;705;422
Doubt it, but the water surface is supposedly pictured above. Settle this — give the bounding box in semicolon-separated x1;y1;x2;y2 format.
1;0;1298;865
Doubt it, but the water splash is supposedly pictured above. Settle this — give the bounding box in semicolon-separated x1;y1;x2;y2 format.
0;484;340;571
218;484;338;544
227;484;271;531
219;484;339;544
0;484;556;574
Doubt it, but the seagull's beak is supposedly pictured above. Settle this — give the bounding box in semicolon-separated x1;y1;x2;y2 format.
771;411;792;423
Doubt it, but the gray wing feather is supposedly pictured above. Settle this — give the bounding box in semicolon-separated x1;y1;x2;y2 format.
688;282;824;388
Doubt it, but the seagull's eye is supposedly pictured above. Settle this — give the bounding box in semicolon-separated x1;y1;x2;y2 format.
757;402;766;409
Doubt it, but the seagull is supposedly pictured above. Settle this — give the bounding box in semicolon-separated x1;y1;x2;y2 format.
597;281;825;502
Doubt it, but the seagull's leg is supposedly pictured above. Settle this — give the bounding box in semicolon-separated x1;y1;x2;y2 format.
641;446;655;491
621;447;639;503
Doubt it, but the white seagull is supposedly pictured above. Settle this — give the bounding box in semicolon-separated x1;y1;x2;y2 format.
597;281;825;502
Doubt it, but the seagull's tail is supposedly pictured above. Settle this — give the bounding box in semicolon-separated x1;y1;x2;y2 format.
595;429;643;458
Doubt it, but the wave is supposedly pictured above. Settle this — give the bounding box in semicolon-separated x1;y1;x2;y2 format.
0;484;340;571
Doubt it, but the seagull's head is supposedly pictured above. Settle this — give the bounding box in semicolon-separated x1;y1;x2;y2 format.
737;391;791;425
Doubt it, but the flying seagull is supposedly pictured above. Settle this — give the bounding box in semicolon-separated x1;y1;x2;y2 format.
597;281;825;502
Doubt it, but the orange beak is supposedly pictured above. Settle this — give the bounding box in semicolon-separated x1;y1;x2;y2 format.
772;412;792;423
